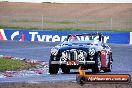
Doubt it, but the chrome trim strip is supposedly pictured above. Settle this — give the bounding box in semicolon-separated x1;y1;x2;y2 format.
51;61;95;64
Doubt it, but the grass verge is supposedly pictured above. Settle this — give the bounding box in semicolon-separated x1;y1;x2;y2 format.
46;20;74;24
0;58;32;71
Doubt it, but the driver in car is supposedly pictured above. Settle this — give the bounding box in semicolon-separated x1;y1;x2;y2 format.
69;35;78;41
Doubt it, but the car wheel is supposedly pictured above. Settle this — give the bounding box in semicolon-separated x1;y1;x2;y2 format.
104;63;112;72
62;67;70;74
104;62;112;72
49;60;59;74
92;53;101;73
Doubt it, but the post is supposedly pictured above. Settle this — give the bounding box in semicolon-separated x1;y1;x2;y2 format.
96;23;99;32
41;15;44;28
110;18;112;30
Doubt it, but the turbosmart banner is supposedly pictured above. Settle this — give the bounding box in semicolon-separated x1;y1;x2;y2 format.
0;29;130;44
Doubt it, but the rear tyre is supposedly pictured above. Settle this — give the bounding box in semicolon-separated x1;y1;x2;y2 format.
49;60;59;74
62;67;70;74
92;53;101;73
104;63;112;72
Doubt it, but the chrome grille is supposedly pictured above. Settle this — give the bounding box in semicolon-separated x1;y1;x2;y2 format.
70;49;78;60
60;49;87;61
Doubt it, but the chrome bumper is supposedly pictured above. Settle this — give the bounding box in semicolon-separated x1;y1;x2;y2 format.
51;61;95;65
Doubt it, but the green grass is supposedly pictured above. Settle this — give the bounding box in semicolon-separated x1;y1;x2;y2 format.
12;19;41;23
46;20;74;24
0;25;132;32
0;58;32;71
12;19;74;24
82;20;105;24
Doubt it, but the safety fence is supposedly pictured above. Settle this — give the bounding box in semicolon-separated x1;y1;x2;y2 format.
0;15;132;31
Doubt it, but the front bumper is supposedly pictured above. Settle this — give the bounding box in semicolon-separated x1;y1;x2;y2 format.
51;61;95;65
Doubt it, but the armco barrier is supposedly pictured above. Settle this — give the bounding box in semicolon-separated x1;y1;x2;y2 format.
0;28;131;44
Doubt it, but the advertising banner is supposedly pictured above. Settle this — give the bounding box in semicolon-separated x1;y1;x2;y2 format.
0;29;130;44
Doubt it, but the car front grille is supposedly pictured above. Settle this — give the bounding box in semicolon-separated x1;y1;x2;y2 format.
60;49;87;61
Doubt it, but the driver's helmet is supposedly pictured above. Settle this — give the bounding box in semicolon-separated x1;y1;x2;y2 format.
69;35;78;41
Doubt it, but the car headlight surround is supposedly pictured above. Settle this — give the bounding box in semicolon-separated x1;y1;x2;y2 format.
60;51;69;61
78;50;87;61
51;48;59;56
89;48;96;56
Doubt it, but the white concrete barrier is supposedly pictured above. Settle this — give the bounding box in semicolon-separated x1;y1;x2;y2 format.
130;32;132;44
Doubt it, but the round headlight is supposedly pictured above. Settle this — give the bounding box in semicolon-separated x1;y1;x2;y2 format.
61;51;68;61
51;48;58;56
78;52;84;58
89;48;96;56
78;50;87;61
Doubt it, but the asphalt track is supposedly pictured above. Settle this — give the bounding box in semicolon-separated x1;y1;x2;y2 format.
0;40;132;83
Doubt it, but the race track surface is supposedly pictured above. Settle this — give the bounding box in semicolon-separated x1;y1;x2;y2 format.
0;41;132;83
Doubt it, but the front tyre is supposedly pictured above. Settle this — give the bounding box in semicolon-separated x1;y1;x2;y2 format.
92;53;101;73
49;60;59;74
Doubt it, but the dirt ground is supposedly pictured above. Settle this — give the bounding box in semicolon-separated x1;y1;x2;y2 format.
0;2;132;30
0;82;132;88
0;2;132;18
